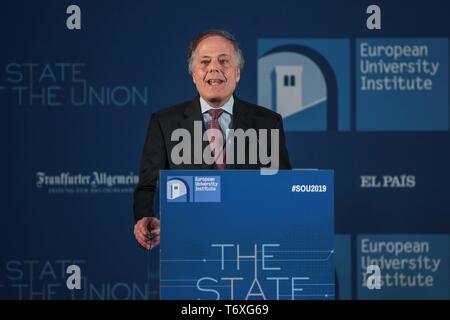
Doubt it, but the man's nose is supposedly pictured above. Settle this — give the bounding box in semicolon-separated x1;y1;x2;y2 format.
208;59;222;73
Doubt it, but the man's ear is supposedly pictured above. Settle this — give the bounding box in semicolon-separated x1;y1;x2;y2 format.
236;67;241;83
192;73;196;84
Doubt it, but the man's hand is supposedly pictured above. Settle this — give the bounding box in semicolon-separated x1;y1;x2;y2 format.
134;217;160;250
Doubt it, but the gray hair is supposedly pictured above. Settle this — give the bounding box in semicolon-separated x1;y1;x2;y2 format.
187;29;245;74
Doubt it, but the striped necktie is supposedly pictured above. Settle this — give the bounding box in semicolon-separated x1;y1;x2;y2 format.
207;109;226;169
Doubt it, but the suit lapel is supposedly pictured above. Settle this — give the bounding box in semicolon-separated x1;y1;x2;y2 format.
232;96;252;132
179;97;212;169
228;96;253;169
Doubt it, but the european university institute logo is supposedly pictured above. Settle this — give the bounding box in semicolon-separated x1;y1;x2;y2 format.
167;178;190;202
258;38;448;132
258;39;350;132
167;176;221;203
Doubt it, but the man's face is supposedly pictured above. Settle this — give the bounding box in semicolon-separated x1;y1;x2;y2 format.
191;35;241;107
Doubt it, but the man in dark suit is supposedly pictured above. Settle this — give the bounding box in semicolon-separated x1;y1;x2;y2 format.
133;30;291;249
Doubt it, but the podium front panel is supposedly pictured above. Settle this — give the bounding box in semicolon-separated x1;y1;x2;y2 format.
159;169;334;300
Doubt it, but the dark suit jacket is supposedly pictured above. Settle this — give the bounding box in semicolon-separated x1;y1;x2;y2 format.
133;95;291;221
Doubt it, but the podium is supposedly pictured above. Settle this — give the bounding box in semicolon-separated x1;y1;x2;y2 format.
159;169;334;300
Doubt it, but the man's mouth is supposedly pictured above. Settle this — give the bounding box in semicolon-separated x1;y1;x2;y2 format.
206;79;225;86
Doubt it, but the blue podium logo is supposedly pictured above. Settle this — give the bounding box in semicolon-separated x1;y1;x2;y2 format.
166;176;220;203
167;177;192;202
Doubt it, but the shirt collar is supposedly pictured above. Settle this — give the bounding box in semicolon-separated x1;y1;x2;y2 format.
200;95;234;115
